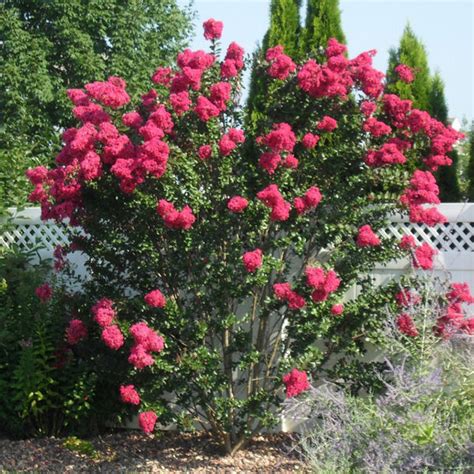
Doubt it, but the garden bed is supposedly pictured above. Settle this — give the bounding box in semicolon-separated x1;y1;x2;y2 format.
0;431;305;473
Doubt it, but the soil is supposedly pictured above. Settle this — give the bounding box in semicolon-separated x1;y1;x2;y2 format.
0;431;306;473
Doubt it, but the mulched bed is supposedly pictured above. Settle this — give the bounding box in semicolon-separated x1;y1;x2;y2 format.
0;431;306;473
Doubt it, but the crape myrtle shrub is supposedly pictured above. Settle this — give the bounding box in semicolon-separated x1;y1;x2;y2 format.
26;19;462;453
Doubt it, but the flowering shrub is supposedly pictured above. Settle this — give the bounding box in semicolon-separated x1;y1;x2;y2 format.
26;21;463;453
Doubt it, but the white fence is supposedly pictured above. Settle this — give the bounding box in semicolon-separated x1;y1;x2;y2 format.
2;205;474;291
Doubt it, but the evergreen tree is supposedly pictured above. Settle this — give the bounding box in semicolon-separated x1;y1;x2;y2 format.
386;24;431;111
246;0;301;130
428;72;461;201
0;0;192;208
467;126;474;201
302;0;346;55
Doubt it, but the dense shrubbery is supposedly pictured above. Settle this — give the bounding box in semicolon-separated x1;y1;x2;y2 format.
0;246;99;438
284;272;474;472
24;18;466;453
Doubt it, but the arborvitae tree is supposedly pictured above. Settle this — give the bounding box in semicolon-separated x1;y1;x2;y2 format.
428;72;461;201
467;127;474;201
386;24;432;111
246;0;302;130
0;0;192;208
302;0;346;55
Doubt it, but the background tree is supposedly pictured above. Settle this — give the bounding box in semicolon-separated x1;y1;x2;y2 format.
0;0;193;209
385;23;431;111
246;0;302;130
301;0;346;55
428;72;461;201
466;125;474;201
246;0;346;131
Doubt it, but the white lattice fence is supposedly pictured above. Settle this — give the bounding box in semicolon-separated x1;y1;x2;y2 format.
2;205;474;290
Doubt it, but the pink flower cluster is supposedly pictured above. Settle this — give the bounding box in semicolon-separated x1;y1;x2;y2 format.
203;18;223;41
120;384;141;405
317;116;338;132
266;45;296;80
273;283;306;310
282;368;310;398
398;235;437;270
396;313;419;337
394;64;415;83
91;298;124;350
242;249;263;273
156;199;196;230
301;133;320;149
395;288;421;307
144;289;166;308
84;76;130;109
257;184;291;221
305;266;341;302
138;411;158;434
66;319;88;345
92;298;116;327
356;225;381;247
364;143;406;167
219;128;245;156
227;196;248;213
221;42;245;79
363;117;391;137
35;283;52;303
294;187;322;215
400;170;445;227
128;322;165;370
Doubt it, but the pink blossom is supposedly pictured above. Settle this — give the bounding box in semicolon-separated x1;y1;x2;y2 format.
331;304;344;316
170;91;191;115
144;289;166;308
219;135;237;156
85;76;130;108
360;101;377;116
356;225;381;247
203;18;223;40
66;319;88;345
92;298;116;327
156;199;196;230
396;313;419;337
413;243;437;270
282;369;310;398
243;249;263;273
35;283;52;302
301;133;320;149
151;67;172;86
363;117;392;137
120;385;141;405
317;116;338;132
262;123;296;153
227;196;249;213
399;234;416;250
128;344;155;369
138;411;158;434
395;64;415;83
122;112;143;129
195;96;220;121
198;145;212;160
101;325;124;350
259;152;281;174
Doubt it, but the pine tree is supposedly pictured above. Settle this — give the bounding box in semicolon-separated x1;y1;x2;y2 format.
428;72;461;201
302;0;346;55
386;24;432;111
246;0;302;130
467;127;474;201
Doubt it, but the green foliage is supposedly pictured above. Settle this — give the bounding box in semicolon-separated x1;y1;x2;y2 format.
428;73;461;201
386;23;432;111
0;0;193;207
246;0;301;130
467;126;474;201
302;0;346;56
0;246;97;437
63;436;100;459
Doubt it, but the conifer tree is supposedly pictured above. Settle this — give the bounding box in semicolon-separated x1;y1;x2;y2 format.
246;0;302;130
386;24;431;111
467;126;474;201
302;0;346;55
428;72;461;201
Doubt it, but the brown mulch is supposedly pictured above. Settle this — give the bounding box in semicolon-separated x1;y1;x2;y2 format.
0;431;306;473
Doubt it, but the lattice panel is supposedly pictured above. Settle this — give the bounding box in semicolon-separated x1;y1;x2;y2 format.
0;223;71;252
380;222;474;252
